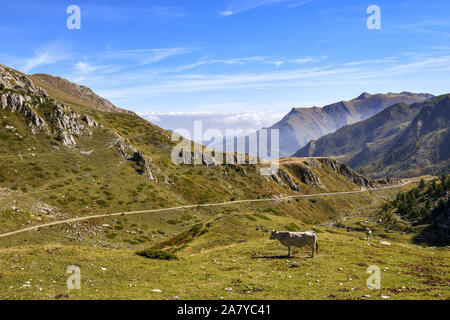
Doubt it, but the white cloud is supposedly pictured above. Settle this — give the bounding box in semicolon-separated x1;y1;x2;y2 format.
75;61;99;74
220;0;313;16
71;61;124;83
139;110;287;140
99;47;195;65
286;0;314;8
91;51;450;109
9;43;192;75
97;65;353;98
18;41;72;73
82;4;186;21
272;61;284;68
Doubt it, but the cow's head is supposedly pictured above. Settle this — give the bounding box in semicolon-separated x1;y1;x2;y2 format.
269;230;277;240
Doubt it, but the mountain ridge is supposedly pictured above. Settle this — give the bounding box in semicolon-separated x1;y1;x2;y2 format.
30;73;136;115
269;92;433;156
294;95;450;178
0;63;392;236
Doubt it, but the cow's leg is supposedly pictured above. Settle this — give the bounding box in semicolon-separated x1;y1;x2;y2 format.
287;246;291;258
310;244;315;258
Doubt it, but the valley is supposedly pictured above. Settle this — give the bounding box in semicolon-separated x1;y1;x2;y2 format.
0;64;448;300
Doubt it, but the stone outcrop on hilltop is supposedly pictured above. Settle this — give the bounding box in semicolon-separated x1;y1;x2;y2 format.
0;91;49;135
318;158;377;188
32;73;136;115
1;63;396;191
0;65;95;146
0;65;167;182
269;158;391;192
116;137;156;181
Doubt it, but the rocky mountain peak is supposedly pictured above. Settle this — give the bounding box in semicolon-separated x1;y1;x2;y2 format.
356;92;372;100
0;66;101;146
0;65;48;98
32;73;135;115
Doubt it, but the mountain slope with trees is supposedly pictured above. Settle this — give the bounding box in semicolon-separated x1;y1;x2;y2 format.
268;92;433;157
0;64;393;235
294;95;450;178
379;175;450;245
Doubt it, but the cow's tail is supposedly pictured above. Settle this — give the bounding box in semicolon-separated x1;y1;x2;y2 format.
315;238;319;254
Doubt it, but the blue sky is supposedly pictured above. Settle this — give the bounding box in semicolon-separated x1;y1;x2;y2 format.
1;0;450;133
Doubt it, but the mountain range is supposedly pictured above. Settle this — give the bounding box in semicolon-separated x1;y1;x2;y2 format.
294;95;450;178
1;63;391;232
266;92;433;157
1;63;448;300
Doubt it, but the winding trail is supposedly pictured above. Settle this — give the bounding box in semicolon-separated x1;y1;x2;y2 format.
0;179;421;239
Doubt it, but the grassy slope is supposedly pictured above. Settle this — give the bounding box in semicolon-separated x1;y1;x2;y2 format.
1;70;448;300
1;182;448;300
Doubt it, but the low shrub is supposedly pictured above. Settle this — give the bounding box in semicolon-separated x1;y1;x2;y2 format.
285;223;300;232
136;249;178;260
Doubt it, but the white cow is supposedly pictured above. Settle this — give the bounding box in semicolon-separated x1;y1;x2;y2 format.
269;230;319;258
365;228;372;240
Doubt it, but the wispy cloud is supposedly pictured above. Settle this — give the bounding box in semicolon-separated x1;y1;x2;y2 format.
93;51;450;102
75;61;99;74
9;44;194;75
220;0;313;16
99;47;195;66
390;18;450;38
81;4;186;22
17;41;72;73
139;109;288;138
290;56;326;64
286;0;315;8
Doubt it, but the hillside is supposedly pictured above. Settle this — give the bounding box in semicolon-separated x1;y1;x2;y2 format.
379;95;450;177
0;64;393;236
294;102;423;160
1;64;448;300
377;176;449;246
1;176;448;300
269;92;433;157
294;95;450;179
30;73;135;115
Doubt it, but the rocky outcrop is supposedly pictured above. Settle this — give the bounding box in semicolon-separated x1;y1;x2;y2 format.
0;65;48;98
279;170;300;191
129;151;155;180
271;169;300;192
271;173;285;187
279;163;322;187
81;115;99;127
32;73;135;115
227;163;247;176
296;166;322;186
0;66;101;147
0;91;48;134
318;158;377;188
115;137;156;181
202;150;223;166
50;104;89;144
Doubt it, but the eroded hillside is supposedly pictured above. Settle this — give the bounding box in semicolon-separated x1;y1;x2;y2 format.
0;64;393;236
0;65;447;301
